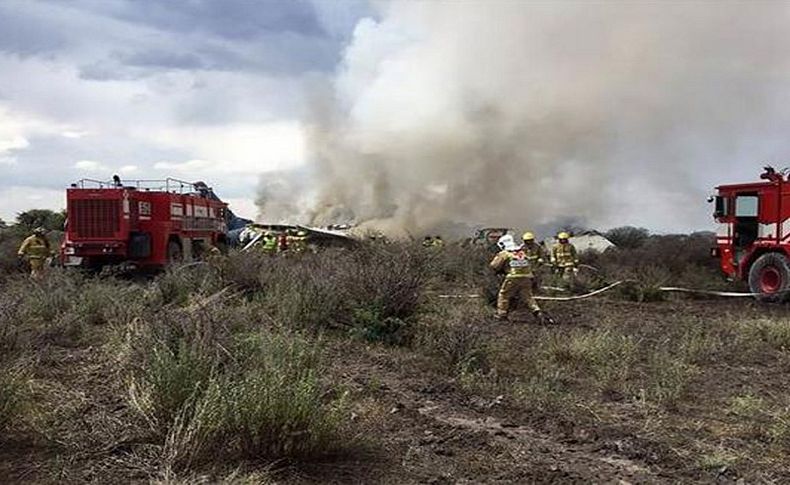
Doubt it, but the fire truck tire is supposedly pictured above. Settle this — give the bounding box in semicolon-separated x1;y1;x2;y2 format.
166;240;183;263
748;253;790;303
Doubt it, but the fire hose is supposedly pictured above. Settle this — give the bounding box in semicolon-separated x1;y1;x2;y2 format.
436;281;790;301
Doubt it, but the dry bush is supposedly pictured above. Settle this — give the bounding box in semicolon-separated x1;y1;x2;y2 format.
415;303;491;377
0;363;31;434
605;226;650;249
240;244;427;344
423;244;491;287
616;265;671;302
0;228;25;278
584;232;726;297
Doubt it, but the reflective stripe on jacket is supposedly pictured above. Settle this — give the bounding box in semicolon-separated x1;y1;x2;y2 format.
551;243;578;267
18;235;50;259
490;249;534;278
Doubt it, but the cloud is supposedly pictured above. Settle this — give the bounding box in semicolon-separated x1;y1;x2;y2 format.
74;160;106;171
0;185;64;222
149;122;306;175
61;130;89;139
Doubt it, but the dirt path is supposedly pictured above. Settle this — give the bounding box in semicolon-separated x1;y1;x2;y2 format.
323;339;671;484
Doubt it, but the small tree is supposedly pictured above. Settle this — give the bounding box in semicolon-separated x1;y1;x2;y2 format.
15;209;66;232
605;226;650;249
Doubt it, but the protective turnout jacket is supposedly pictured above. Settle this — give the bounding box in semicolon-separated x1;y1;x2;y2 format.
551;242;578;268
490;248;535;279
522;244;546;266
18;235;51;259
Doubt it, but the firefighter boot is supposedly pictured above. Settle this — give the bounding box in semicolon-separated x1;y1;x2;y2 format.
533;309;557;325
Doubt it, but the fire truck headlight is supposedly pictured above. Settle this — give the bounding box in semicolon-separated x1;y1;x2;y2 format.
64;247;75;255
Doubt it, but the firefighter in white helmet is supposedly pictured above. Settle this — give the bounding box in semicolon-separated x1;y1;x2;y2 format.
17;227;52;278
489;234;555;324
551;232;579;290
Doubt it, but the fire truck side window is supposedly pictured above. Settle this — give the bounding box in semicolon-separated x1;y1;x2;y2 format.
735;196;758;217
714;196;729;218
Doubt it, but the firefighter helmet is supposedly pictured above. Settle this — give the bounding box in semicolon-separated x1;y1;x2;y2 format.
557;232;570;240
497;234;519;251
522;231;535;242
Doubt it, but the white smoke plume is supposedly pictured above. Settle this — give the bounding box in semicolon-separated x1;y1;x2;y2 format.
259;2;790;236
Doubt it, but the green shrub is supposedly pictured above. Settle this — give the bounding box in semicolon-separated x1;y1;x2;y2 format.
124;303;349;469
130;340;218;432
350;307;408;345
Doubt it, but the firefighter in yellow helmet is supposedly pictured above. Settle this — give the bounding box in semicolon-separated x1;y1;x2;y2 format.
521;231;546;292
17;227;52;278
489;234;555;324
431;235;445;248
291;230;308;253
551;232;579;290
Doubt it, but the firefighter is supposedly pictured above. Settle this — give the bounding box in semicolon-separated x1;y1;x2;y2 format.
206;242;222;258
261;231;277;255
17;227;52;278
422;236;433;248
522;232;546;292
432;235;445;248
489;234;554;324
291;230;308;253
277;232;289;253
551;232;579;290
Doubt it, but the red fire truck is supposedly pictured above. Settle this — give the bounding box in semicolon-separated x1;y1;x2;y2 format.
61;177;229;270
712;166;790;301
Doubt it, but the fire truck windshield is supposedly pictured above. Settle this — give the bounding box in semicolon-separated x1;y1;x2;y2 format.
735;195;758;217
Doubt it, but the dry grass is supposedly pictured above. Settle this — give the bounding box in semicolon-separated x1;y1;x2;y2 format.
0;236;788;482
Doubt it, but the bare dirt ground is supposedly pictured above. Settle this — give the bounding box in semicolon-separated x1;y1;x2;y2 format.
305;298;790;484
1;294;789;484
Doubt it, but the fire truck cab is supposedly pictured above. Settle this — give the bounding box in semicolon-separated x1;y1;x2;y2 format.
61;177;228;270
712;166;790;301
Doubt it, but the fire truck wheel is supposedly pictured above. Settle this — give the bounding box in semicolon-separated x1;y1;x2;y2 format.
748;253;790;303
166;240;183;263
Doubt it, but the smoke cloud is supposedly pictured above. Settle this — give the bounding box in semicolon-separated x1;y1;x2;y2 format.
258;2;790;236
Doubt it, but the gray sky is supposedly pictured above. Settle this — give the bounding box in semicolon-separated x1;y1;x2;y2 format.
0;0;370;221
